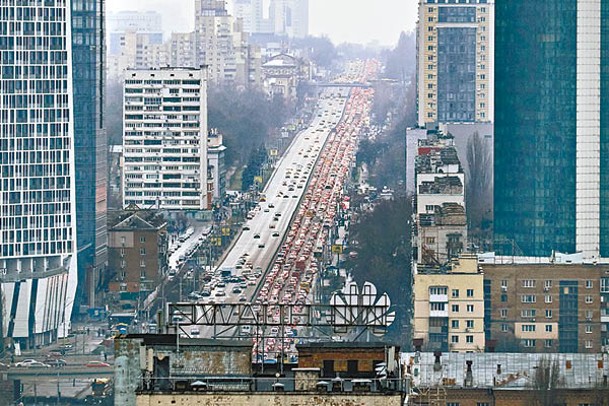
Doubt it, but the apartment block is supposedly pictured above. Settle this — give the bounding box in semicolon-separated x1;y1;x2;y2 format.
416;0;494;127
122;68;210;211
0;0;79;347
483;262;608;353
413;255;485;352
414;133;466;265
108;213;168;300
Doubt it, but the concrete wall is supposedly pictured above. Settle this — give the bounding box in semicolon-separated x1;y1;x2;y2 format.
136;393;403;406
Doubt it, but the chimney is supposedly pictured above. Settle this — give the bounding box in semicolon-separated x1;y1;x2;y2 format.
433;351;442;371
464;360;473;387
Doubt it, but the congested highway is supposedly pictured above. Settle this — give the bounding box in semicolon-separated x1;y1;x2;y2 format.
179;61;380;355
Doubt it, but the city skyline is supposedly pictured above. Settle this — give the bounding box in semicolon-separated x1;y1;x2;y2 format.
106;0;417;46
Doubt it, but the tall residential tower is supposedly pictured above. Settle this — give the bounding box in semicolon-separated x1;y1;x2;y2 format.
494;0;606;259
0;0;79;347
416;0;494;127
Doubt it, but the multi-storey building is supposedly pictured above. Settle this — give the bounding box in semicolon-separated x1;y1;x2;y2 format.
72;0;108;309
0;0;79;347
108;213;168;301
494;0;608;259
207;129;227;202
413;255;485;352
416;0;494;127
262;53;301;101
122;68;210;211
270;0;309;38
195;0;234;84
169;32;197;69
107;10;163;55
414;133;466;265
482;261;607;353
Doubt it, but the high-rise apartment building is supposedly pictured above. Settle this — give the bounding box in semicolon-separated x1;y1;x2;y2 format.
107;11;163;55
416;0;494;127
195;0;233;84
494;0;606;259
0;0;79;347
72;0;107;309
270;0;309;38
122;68;210;211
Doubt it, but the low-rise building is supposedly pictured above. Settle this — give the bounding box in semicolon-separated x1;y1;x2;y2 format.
413;255;485;352
115;335;405;406
403;351;609;405
262;53;301;101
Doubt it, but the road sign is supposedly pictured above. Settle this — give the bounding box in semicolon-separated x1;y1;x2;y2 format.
331;244;343;254
221;227;231;236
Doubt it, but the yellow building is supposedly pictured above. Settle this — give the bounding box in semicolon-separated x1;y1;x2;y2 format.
413;254;485;352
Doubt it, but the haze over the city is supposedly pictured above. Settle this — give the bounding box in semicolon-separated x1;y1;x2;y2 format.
105;0;417;46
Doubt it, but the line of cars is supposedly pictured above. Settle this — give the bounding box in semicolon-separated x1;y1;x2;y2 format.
10;358;110;369
186;262;263;303
251;60;379;361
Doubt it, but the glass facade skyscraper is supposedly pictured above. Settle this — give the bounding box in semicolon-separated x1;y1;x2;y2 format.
494;0;605;259
0;0;78;347
71;0;107;309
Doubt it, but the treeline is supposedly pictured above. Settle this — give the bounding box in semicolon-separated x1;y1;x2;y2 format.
345;197;412;346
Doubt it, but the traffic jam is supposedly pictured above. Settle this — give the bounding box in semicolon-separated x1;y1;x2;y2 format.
251;60;379;363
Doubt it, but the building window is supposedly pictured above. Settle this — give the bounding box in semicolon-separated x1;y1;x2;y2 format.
500;309;507;318
521;295;536;303
585;296;593;304
140;259;145;268
447;403;459;406
545;295;552;303
585;340;593;349
451;320;459;329
121;236;126;244
467;304;474;313
467;289;474;297
544;280;552;289
586;310;594;320
601;278;609;293
466;335;473;343
452;289;459;298
451;304;460;312
545;325;552;332
430;302;446;311
521;309;536;318
429;286;447;295
522;279;536;288
501;323;509;332
466;320;474;329
477;403;490;406
501;280;508;289
501;294;507;302
522;325;536;332
546;309;553;319
544;339;553;348
523;339;536;348
586;325;593;334
120;248;125;257
140;236;146;243
140;247;146;256
451;335;459;344
586;280;593;289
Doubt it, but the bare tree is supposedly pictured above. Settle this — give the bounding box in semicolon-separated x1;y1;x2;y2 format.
465;131;493;250
530;357;561;406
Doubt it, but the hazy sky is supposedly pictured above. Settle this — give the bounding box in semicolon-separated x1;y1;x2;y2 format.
106;0;417;47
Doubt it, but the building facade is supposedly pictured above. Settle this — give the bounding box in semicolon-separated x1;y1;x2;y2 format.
416;0;494;127
414;133;467;265
413;255;485;352
72;0;108;310
107;213;168;301
269;0;309;38
207;129;227;201
122;68;210;211
494;0;608;259
0;0;79;347
483;262;607;353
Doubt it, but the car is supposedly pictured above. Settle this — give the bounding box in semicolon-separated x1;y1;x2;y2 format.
269;223;276;229
0;361;9;370
275;213;282;217
232;287;242;294
28;362;52;369
240;282;248;289
215;289;226;297
86;361;110;368
253;233;261;239
16;359;50;368
272;232;280;238
264;208;270;213
243;225;250;231
258;243;265;248
268;203;275;208
15;359;38;367
238;294;247;302
46;359;67;368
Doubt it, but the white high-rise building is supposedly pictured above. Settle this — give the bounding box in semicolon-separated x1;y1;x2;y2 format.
122;68;210;211
270;0;309;38
0;0;79;347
